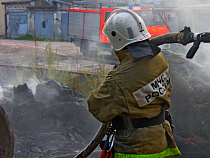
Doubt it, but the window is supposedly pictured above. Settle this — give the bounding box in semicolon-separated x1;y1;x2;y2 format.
104;11;111;23
135;10;163;26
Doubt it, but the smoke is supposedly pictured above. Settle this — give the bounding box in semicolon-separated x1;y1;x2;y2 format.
0;74;100;157
166;0;210;66
0;86;4;100
159;1;210;157
24;75;40;95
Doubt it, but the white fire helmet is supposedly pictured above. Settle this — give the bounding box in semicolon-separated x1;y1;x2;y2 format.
103;9;151;51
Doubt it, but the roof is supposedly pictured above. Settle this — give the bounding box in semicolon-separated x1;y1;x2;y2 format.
1;0;73;5
53;0;73;5
188;3;210;9
1;0;30;4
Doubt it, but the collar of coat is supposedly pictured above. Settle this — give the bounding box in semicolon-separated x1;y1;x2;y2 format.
115;50;136;65
114;41;161;65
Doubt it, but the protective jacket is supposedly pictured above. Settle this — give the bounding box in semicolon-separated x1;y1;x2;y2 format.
88;50;181;158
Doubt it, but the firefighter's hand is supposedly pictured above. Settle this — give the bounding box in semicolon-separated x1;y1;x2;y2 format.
178;26;194;45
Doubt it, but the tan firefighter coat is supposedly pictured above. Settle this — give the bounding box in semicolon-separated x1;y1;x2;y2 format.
88;50;181;157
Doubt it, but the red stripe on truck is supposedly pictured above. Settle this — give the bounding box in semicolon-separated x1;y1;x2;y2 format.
68;8;101;13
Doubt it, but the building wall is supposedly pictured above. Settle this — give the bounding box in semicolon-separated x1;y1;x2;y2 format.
1;0;91;40
54;11;62;39
0;0;5;36
4;1;30;38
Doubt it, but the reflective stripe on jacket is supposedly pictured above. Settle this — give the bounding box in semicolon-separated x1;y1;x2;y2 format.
114;147;180;158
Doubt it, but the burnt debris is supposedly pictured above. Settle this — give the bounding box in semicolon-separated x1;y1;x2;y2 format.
0;79;100;157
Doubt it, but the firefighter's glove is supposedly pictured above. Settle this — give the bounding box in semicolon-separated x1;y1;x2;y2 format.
178;26;194;45
196;32;210;43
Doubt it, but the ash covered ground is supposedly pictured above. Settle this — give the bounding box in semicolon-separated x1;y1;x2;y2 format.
0;49;209;157
163;51;210;158
0;79;101;158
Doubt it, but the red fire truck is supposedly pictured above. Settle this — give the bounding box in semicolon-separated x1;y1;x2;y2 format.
67;2;170;56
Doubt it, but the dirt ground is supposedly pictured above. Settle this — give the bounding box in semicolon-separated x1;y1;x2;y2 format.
0;39;115;73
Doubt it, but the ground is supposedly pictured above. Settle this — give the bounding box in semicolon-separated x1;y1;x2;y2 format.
1;39;210;158
0;39;115;73
0;39;112;157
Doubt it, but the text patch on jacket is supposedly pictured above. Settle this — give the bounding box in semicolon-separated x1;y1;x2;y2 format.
133;68;171;107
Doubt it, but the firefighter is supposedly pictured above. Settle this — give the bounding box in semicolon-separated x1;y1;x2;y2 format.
88;9;193;158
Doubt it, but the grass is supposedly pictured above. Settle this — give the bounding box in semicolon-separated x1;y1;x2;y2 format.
59;54;109;97
25;40;110;98
1;33;110;98
16;34;65;42
16;34;34;40
0;29;111;97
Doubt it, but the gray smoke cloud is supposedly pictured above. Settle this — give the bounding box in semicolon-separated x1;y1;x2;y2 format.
25;75;40;95
0;86;3;100
169;0;210;66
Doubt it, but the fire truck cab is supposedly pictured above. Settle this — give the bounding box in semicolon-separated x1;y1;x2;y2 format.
67;2;170;57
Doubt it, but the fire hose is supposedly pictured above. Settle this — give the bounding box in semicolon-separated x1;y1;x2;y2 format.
74;122;111;158
0;106;14;158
